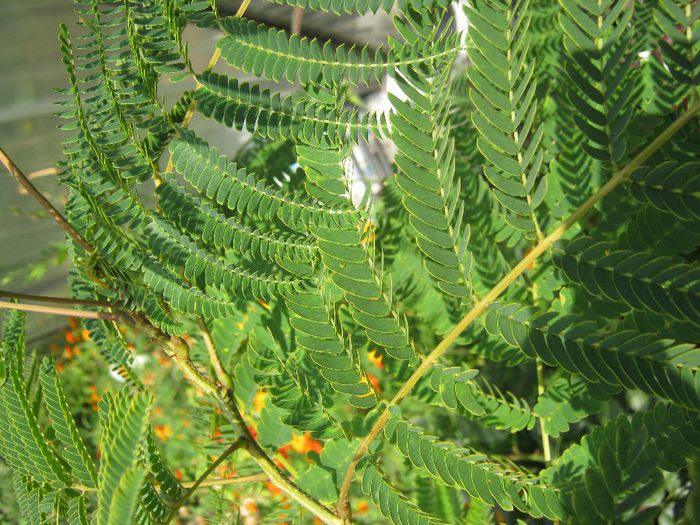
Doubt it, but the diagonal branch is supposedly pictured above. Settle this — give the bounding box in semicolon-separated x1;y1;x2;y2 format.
198;318;233;389
146;332;341;524
164;438;246;523
0;147;92;253
335;101;700;517
180;472;267;488
217;389;343;525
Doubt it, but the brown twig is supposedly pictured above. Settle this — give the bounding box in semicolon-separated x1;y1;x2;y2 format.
291;7;304;35
0;147;92;253
0;300;124;321
17;166;60;194
0;290;117;308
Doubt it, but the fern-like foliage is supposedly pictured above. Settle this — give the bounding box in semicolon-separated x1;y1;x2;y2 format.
0;311;158;524
467;0;548;242
1;0;699;523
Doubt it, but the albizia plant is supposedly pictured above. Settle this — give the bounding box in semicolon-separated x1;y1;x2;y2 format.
0;0;699;523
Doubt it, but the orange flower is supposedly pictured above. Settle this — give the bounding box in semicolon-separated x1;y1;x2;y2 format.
278;444;291;459
81;328;91;341
182;419;191;429
65;331;78;344
174;469;184;481
367;373;381;394
68;317;79;329
357;501;369;514
64;346;74;359
154;424;173;442
290;433;307;454
242;498;259;515
56;362;65;373
290;432;323;455
253;390;268;413
247;425;258;440
212;428;223;443
367;349;384;369
265;481;282;496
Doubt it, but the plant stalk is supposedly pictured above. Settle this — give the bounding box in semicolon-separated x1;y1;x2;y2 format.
336;101;700;515
217;389;342;525
536;360;551;463
0;300;123;321
74;472;267;493
198;318;233;389
0;290;116;308
164;438;245;523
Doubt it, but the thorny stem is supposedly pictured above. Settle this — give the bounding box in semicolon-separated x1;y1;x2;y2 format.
164;438;246;523
0;147;93;253
163;335;221;397
125;321;336;522
162;0;252;175
336;101;700;515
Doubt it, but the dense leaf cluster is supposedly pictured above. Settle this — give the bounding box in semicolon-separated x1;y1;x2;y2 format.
1;0;698;523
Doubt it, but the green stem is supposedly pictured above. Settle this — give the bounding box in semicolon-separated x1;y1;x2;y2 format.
198;318;234;389
217;390;343;525
536;360;551;464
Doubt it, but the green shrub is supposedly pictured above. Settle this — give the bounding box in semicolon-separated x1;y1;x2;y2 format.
0;0;699;523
